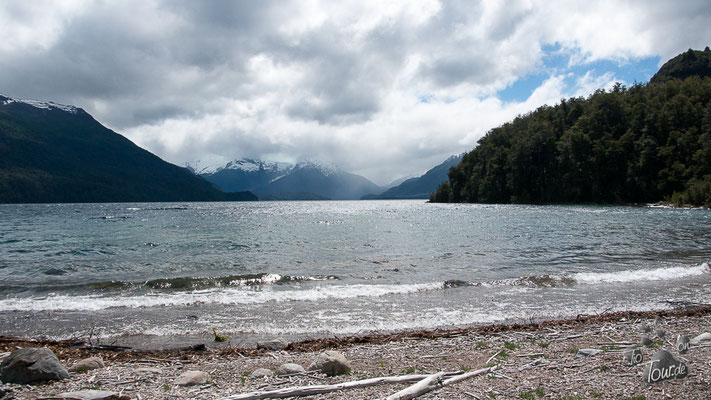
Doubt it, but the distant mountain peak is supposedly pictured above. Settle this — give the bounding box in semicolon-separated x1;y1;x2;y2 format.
0;94;82;114
294;159;341;176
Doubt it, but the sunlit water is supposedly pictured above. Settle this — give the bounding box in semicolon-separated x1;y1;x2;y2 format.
0;201;709;348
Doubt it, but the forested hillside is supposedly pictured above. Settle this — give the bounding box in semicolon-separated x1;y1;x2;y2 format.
431;48;711;207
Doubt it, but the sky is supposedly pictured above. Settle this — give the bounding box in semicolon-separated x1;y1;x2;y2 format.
1;1;710;185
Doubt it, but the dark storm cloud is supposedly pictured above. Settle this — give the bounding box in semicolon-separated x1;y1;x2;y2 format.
1;0;710;183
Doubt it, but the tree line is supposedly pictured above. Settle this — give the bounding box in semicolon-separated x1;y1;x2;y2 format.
431;49;711;207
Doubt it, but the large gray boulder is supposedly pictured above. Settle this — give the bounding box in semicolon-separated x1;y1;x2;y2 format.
277;363;305;376
174;370;209;386
250;368;274;379
0;348;69;384
643;350;688;383
622;347;643;366
69;357;105;373
257;339;288;351
307;350;351;376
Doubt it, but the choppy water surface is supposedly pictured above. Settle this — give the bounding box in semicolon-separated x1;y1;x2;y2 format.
0;201;709;347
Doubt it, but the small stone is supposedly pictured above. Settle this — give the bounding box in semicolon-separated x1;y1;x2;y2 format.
575;348;603;359
250;368;274;379
277;363;305;376
307;351;352;376
174;370;209;386
655;329;666;340
640;324;652;334
257;339;288;351
690;332;711;345
55;390;129;400
643;350;688;383
676;335;691;354
622;347;643;366
69;357;105;373
0;347;69;384
641;335;653;347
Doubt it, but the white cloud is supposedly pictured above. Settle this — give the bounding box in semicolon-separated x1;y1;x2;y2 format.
1;0;709;184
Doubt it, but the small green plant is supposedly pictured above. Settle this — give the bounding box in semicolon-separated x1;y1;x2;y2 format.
162;383;170;391
487;391;497;399
476;341;489;349
538;341;549;349
568;347;579;355
379;361;385;368
459;365;471;372
590;391;603;398
403;367;416;374
497;349;509;360
598;365;609;372
213;328;230;342
504;341;518;350
520;387;545;399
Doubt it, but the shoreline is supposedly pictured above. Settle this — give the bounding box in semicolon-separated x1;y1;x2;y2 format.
2;305;711;399
2;304;711;355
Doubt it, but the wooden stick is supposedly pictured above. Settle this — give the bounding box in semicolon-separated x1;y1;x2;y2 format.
218;374;446;400
441;366;497;386
384;372;445;400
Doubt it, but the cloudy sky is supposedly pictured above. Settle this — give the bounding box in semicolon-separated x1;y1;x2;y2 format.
1;1;710;184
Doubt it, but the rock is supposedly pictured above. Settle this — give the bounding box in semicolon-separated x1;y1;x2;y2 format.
676;335;691;354
622;347;643;366
655;329;666;340
690;332;711;345
641;335;653;347
250;368;274;379
575;348;603;359
307;350;352;376
257;339;288;351
55;390;129;400
174;370;209;386
277;363;305;376
643;350;688;383
640;324;652;334
0;347;70;384
69;357;105;373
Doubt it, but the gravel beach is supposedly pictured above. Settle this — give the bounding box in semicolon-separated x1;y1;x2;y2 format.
1;307;710;400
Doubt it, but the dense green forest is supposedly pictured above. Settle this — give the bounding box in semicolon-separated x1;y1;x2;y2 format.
431;48;711;207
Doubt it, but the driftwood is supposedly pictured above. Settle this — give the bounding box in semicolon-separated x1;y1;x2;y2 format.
219;367;497;400
219;374;448;400
386;366;498;400
384;372;446;400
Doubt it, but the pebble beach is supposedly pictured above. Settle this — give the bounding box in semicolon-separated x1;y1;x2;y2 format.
1;306;710;400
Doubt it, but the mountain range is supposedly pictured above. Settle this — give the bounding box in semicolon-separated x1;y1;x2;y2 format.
190;159;386;200
361;154;463;199
0;95;256;203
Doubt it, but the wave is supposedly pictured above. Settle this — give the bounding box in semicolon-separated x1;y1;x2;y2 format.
572;262;710;284
0;282;442;311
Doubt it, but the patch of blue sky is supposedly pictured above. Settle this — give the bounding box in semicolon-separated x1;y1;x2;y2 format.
498;43;661;103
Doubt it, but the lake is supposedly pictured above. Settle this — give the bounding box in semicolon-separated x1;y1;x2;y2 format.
0;201;709;348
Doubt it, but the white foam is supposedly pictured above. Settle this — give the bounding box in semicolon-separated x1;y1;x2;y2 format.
573;263;710;284
0;282;442;312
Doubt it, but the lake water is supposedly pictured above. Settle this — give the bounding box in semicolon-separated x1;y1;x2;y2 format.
0;201;709;348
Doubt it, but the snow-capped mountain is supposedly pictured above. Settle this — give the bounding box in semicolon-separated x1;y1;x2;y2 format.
0;94;81;114
189;158;384;200
186;158;291;177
